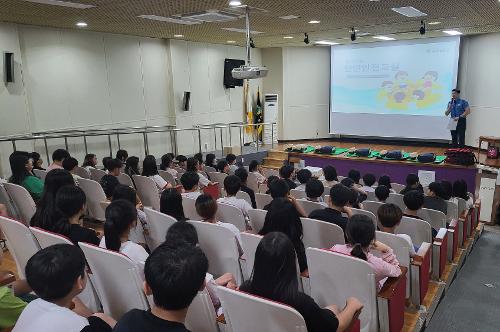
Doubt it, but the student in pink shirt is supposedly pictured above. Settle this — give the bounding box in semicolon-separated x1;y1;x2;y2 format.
46;149;70;171
331;214;401;290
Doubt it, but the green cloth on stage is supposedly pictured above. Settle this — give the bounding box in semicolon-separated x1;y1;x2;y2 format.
406;155;447;164
303;146;315;153
345;150;379;158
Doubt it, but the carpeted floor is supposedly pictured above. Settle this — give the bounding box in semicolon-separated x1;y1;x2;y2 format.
427;228;500;332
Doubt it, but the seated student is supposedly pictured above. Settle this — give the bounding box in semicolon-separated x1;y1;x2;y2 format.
100;200;149;268
175;155;188;170
240;232;363;332
403;190;438;237
116;149;128;163
205;153;217;169
322;165;338;187
305;179;327;206
375;185;390;203
196;194;243;250
259;198;308;275
113;242;207;332
235;167;257;209
378;175;395;193
264;175;279;195
217;175;252;220
124;156;140;178
193;152;204;165
186;157;211;188
100;174;120;201
347;169;362;188
63;157;82;184
101;157;112;172
226;153;238;174
331;215;402;290
30;169;75;229
452;179;474;209
51;185;100;245
440;180;453;201
82;154;97;171
13;244;115;332
142;155;172;192
309;184;352;231
216;160;230;174
424;182;448;215
279;165;297;190
377;203;417;257
400;173;424;195
160;188;188;221
341;177;367;202
295;169;312;191
159;154;177;178
249;160;266;184
348;188;364;210
180;172;201;200
361;173;376;193
47;149;70;172
9;154;44;201
164;221;236;315
105;158;122;177
30;152;45;171
112;185;148;246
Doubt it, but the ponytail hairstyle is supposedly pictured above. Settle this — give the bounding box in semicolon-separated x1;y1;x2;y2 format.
345;214;376;261
104;199;137;251
53;185;86;235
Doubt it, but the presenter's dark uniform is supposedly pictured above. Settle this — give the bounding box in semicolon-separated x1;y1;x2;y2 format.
448;98;469;148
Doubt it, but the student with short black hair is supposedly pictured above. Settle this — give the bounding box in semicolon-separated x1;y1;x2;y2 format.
101;157;112;172
160;188;187;221
100;174;120;200
82;154;97;171
105;159;122;176
378;203;417;257
47;149;70;171
216;160;230;174
341;177;367;202
234;167;257;209
115;149;128;163
159;154;178;179
378;175;394;192
14;244;115;332
267;179;289;200
180;172;201;200
265;175;279;194
424;182;448;215
347;169;361;186
331;215;401;290
361;173;376;193
279;165;296;190
400;173;424;195
295;169;312;191
322;165;338;187
240;232;363;332
30;151;45;171
112;243;208;332
309;184;352;231
205;153;216;168
375;185;390;202
112;185;148;246
403;190;425;218
142;155;172;192
249;160;266;184
440;180;453;200
186;157;211;188
226;153;238;173
176;155;188;170
451;179;474;209
305;179;326;206
217;175;252;219
63;157;81;177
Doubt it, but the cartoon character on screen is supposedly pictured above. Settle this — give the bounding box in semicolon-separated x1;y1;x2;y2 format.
377;81;394;105
413;71;443;108
390;71;413;109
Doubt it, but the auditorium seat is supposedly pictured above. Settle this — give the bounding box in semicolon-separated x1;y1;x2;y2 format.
132;175;160;211
262;168;279;178
447;219;459;261
90;168;106;183
297;199;325;216
365;191;376;202
362;201;384;222
290;189;307;200
246;172;259;193
248;208;266;233
207;172;227;196
387;193;406;211
390;183;405;194
258;182;268;194
182;197;200;220
301;217;345;249
185;289;220;332
33;169;48;181
3;183;36;225
236;190;252;206
322;186;331;200
73;166;91;179
455;197;467;216
158;170;176;186
77;178;107;222
217;202;247;231
0;184;18;220
117;173;134;187
204;166;216;173
255;193;272;210
240;232;262;280
143;208;177;250
446;200;459;222
350;208;377;228
203;182;221;200
418;208;447;230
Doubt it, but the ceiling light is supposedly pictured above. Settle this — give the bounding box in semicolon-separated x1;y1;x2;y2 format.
283;36;294;39
138;15;201;25
428;21;442;25
443;30;462;36
315;40;340;46
309;20;320;24
279;15;300;20
173;34;184;38
221;28;263;34
76;22;87;27
229;0;241;6
373;35;396;41
22;0;95;9
391;6;428;18
227;40;236;43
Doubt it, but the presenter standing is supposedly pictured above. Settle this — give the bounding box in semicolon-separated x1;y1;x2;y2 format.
445;89;471;148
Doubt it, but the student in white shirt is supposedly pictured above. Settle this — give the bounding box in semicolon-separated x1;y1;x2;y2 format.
216;160;230;174
295;169;312;191
141;155;172;192
196;194;243;251
322;165;339;187
249;160;266;184
99;200;149;269
82;153;97;172
361;173;376;193
378;175;396;193
377;203;417;257
226;153;238;174
180;172;202;200
217;175;252;220
14;244;115;332
176;155;188;170
159;154;178;178
187;157;212;188
305;178;327;207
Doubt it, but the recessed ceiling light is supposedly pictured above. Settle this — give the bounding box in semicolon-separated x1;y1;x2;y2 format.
173;34;184;38
373;35;396;41
229;0;241;6
283;36;294;39
76;22;88;27
309;20;320;24
391;6;427;17
22;0;95;9
222;28;263;34
315;40;340;46
443;30;462;36
279;15;300;20
227;40;236;43
428;21;442;25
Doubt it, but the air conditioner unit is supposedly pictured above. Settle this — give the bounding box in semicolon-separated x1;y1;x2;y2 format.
263;94;278;144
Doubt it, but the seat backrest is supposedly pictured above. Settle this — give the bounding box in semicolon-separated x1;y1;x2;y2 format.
258;182;268;194
143;208;177;250
203;183;220;200
77;178;107;221
301;217;345;248
446;200;458;221
255;193;272;210
455;197;467;215
204;166;216;173
391;183;405;194
350;208;377;228
185;289;219;332
207;172;227;195
158;170;176;185
248;209;267;233
240;232;263;279
30;226;72;248
33;169;48;181
90;168;106;183
3;183;36;225
262;168;279;178
218;286;307;332
79;242;149;319
289;189;307;200
132;175;160;211
246;172;259;192
217;202;246;231
182;196;201;221
0;184;19;220
395;216;432;246
236;190;252;206
73;166;90;179
322;186;331;199
0;216;40;279
418;208;446;230
297;199;325;216
306;248;378;332
188;221;242;284
365;191;376;202
117;173;134;187
362;200;384;220
387;193;406;211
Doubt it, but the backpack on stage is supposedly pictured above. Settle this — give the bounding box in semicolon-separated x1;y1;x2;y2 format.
385;150;403;160
315;146;336;154
445;148;477;166
417;153;436;163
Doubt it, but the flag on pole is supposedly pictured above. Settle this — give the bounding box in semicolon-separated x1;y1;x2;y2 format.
244;80;253;135
254;87;263;141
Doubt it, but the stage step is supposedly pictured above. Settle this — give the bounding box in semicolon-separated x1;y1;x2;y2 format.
267;150;288;160
262;157;286;168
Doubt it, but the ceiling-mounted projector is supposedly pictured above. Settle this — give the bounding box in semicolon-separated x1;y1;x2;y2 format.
232;65;268;79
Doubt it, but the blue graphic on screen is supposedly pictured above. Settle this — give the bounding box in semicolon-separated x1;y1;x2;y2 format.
331;39;459;116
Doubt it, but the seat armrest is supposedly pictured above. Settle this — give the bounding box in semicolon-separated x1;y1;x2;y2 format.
377;266;407;332
410;243;431;306
0;271;16;287
432;228;448;280
448;219;459;260
378;266;408;299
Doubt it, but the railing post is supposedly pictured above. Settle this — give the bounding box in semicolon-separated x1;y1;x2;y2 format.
44;137;50;165
239;126;244;155
173;130;178;156
213;127;217;152
220;127;224;155
169;130;174;154
107;134;113;157
83;135;88;155
198;128;202;154
229;125;232;146
143;132;149;156
116;131;121;150
64;136;69;152
11;140;16;152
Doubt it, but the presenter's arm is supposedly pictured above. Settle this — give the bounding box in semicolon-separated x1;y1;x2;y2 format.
444;102;452;116
461;106;471;118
